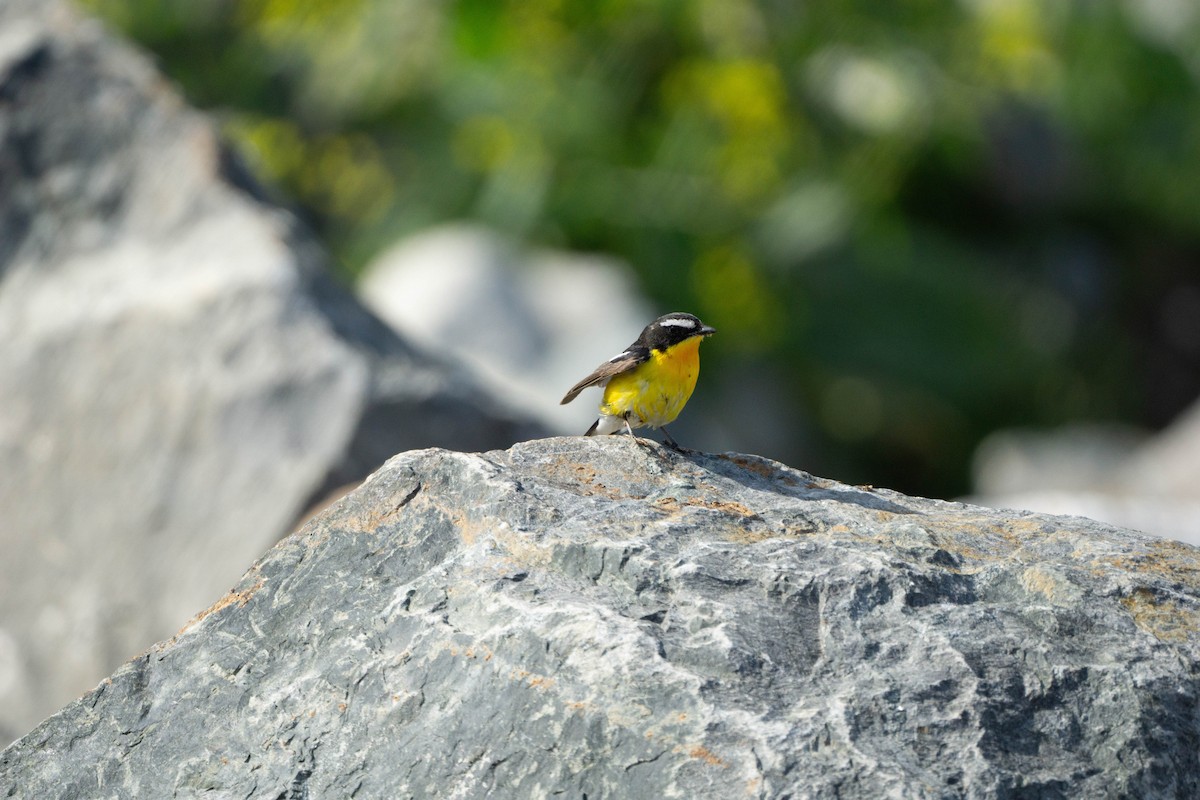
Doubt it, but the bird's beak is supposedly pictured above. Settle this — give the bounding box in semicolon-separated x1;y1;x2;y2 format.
700;324;717;336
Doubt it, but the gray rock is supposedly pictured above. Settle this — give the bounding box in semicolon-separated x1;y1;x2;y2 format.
971;425;1146;497
0;0;541;746
358;223;655;433
3;437;1198;799
1127;397;1200;498
970;415;1200;546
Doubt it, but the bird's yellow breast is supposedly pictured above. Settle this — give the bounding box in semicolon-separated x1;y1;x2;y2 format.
599;337;703;429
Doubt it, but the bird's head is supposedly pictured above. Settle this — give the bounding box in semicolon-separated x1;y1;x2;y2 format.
639;312;716;351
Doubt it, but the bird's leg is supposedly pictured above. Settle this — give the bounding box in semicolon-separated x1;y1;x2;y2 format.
659;426;684;451
623;415;637;438
623;414;656;451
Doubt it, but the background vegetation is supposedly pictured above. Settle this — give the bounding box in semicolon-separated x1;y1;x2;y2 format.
80;0;1200;496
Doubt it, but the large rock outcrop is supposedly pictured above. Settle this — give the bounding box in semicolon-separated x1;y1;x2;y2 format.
0;0;541;745
3;438;1198;798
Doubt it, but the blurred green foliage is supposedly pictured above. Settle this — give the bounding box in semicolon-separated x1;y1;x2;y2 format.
80;0;1200;495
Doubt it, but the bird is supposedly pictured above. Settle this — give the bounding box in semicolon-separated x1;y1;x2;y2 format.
560;312;716;448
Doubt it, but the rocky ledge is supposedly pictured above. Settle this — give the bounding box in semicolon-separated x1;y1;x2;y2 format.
2;438;1198;798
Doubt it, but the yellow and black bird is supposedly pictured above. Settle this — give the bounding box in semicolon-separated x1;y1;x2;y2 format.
560;312;716;448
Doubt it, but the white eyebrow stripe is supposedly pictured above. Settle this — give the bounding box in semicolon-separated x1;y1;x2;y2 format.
659;318;697;328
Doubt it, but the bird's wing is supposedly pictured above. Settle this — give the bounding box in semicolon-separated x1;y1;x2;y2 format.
560;348;646;404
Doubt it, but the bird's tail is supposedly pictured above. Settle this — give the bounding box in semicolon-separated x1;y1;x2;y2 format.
585;419;600;436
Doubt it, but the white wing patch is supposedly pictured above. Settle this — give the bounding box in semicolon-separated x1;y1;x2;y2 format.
658;318;697;329
609;350;634;362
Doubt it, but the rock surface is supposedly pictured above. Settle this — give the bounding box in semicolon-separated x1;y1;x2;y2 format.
0;0;540;745
4;437;1199;799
